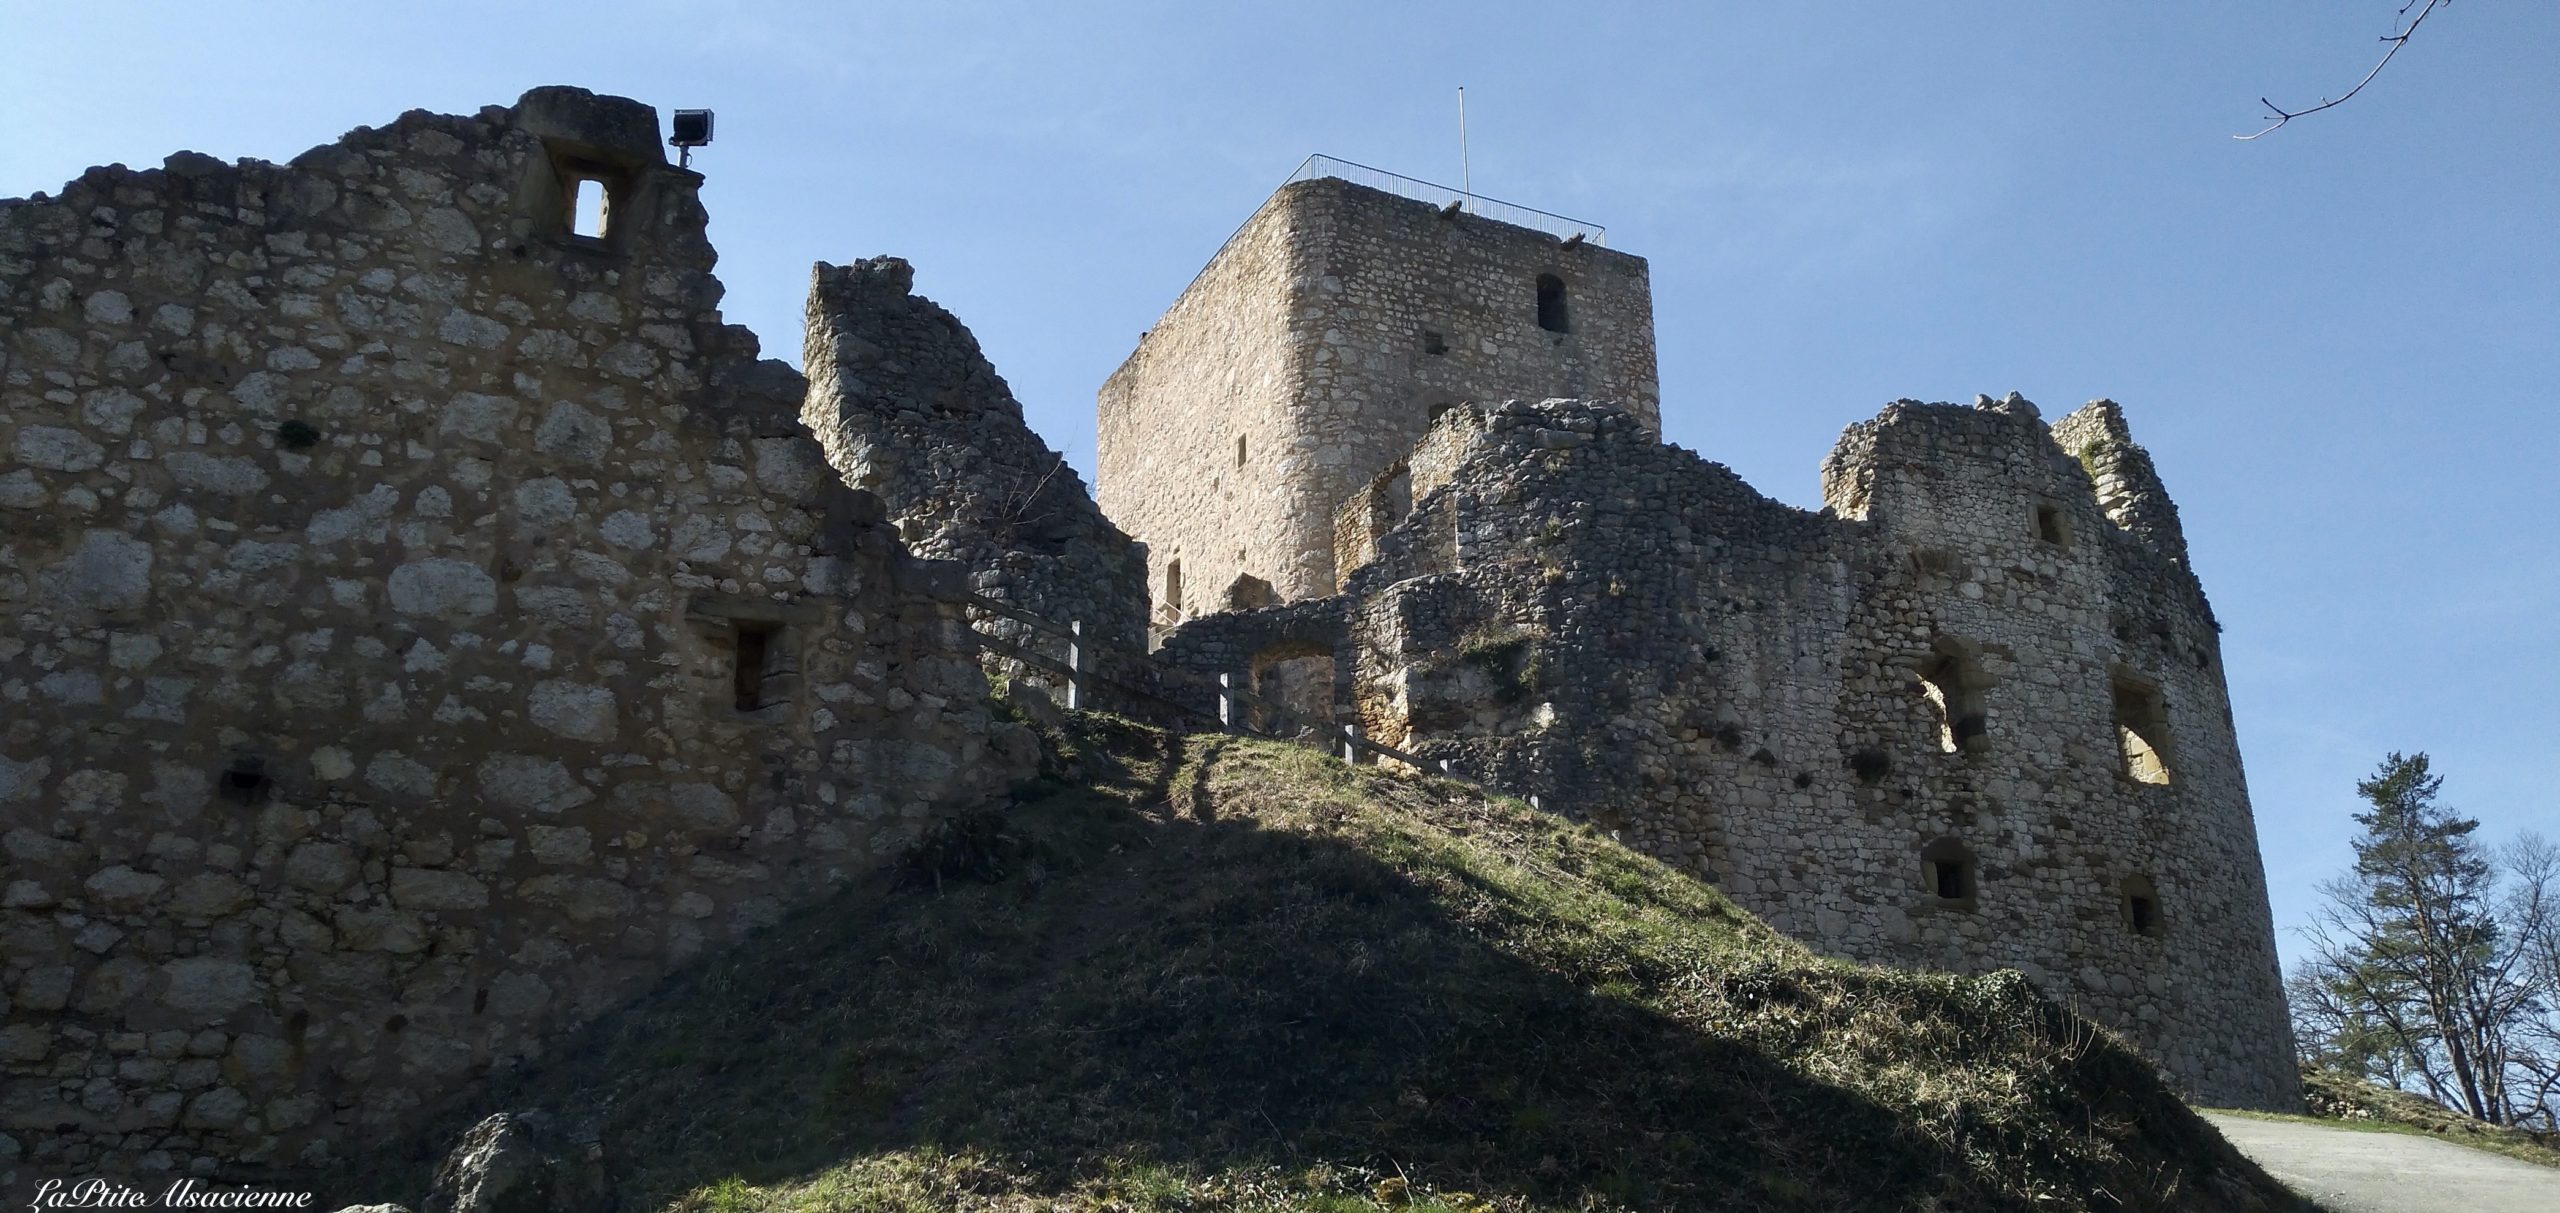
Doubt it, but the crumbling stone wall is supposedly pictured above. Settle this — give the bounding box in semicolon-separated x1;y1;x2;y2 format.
1322;396;2297;1109
2048;400;2190;563
801;257;1147;664
1150;599;1350;736
0;89;1028;1182
1098;176;1659;611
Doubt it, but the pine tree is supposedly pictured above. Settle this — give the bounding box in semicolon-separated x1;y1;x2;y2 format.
2291;752;2560;1124
2343;753;2503;1118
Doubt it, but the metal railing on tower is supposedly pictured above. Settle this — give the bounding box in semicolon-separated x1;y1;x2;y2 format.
1285;154;1607;247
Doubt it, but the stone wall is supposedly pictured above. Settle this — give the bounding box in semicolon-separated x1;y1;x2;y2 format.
1098;176;1659;612
1096;185;1303;632
801;257;1148;665
0;89;1029;1183
1321;396;2297;1109
1150;599;1351;737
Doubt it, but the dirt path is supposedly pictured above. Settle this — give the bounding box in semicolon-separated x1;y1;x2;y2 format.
2202;1112;2560;1213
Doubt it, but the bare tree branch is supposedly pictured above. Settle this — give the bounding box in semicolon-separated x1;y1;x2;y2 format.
2238;0;2452;140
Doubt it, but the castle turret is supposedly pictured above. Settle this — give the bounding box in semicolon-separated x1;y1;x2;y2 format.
1097;165;1659;624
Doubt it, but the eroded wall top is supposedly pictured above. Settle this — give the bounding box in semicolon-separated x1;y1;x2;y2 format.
1319;395;2295;1109
803;256;1147;655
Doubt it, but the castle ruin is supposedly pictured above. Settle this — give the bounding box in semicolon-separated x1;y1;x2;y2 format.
0;89;1037;1180
1111;171;2299;1110
1098;169;1659;617
0;89;2296;1183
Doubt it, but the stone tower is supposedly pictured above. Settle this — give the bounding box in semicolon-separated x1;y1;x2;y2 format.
1097;169;1660;623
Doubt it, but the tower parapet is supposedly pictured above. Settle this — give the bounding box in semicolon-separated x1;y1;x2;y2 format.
1097;169;1658;623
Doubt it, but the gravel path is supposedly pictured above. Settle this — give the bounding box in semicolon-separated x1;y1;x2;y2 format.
2202;1112;2560;1213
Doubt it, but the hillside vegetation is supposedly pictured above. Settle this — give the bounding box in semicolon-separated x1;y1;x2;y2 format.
362;714;2309;1211
2271;1068;2560;1168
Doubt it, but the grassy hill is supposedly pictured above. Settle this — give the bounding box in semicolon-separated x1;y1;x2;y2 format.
355;713;2310;1211
2232;1068;2560;1169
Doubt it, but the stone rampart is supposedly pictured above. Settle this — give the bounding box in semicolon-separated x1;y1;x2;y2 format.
0;89;1028;1181
1323;395;2297;1109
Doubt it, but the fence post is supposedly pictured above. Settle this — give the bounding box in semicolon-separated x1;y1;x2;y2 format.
1065;620;1083;711
1341;722;1363;764
1217;672;1236;733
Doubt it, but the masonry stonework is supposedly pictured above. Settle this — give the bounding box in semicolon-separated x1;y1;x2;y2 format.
0;89;1029;1181
1114;179;2296;1109
1191;395;2296;1107
801;256;1150;690
1098;177;1659;617
0;94;2310;1189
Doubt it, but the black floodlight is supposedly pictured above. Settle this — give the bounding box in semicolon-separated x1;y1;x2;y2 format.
670;109;714;168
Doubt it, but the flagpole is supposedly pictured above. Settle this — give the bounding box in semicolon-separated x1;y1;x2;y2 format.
1458;86;1472;213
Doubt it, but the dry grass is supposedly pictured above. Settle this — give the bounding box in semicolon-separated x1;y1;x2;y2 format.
2202;1069;2560;1171
353;714;2315;1211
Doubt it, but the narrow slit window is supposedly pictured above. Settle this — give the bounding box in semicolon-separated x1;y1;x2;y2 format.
1536;274;1570;333
732;623;777;711
1163;559;1184;623
570;177;609;239
1236;435;1248;467
2112;673;2174;785
2123;874;2164;937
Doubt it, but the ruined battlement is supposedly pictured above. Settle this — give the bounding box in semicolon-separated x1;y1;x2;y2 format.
1158;391;2298;1108
0;89;1031;1180
802;255;1148;658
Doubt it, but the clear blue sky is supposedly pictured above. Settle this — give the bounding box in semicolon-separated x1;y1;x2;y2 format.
6;2;2553;975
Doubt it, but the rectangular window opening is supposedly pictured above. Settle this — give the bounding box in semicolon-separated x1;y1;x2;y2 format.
1922;839;1977;903
1536;274;1571;333
2130;895;2158;935
570;176;610;239
1918;644;1990;755
1422;330;1448;356
732;622;778;711
2112;674;2174;785
2035;501;2072;547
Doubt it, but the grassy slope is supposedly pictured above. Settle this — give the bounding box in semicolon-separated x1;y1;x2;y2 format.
363;715;2311;1211
2204;1070;2560;1170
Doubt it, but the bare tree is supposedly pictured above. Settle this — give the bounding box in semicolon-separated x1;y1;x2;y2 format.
2239;0;2453;140
2496;835;2560;1127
